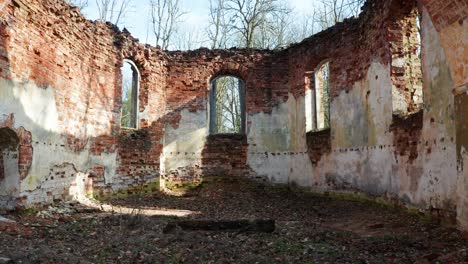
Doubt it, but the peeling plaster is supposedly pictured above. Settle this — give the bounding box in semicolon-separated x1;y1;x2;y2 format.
161;109;208;176
0;79;119;205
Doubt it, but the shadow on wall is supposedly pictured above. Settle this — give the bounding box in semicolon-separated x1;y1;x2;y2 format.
0;127;19;207
0;16;138;205
158;60;283;187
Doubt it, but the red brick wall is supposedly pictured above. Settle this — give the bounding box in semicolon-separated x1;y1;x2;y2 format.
1;0;168;193
200;135;251;178
388;1;423;115
1;0;120;138
16;127;32;180
1;0;463;202
421;0;467;31
165;49;288;118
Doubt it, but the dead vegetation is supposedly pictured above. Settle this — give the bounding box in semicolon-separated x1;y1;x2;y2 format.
0;177;467;263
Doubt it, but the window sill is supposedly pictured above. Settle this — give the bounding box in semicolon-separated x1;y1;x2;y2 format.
121;126;139;131
306;128;331;137
207;133;246;140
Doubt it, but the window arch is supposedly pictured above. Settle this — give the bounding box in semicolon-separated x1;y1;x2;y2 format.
121;59;140;129
209;75;246;134
305;61;331;132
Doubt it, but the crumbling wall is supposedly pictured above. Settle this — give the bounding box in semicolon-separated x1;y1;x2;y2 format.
421;0;467;229
161;49;288;183
0;0;167;204
0;0;466;230
285;0;461;224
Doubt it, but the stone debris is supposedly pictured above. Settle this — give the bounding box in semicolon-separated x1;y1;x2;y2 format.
36;201;81;218
0;216;15;223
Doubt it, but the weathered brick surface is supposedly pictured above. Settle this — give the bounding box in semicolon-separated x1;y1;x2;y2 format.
0;0;466;232
165;49;287;117
0;119;31;182
16;127;32;180
388;3;423;115
422;0;467;31
200;135;251;178
0;0;167;197
306;130;332;165
390;112;424;163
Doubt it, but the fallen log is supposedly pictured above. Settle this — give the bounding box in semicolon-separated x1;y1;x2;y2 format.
163;219;275;234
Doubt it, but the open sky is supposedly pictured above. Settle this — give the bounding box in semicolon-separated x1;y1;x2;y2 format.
80;0;316;48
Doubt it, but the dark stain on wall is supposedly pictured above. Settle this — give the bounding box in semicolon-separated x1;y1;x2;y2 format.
455;93;468;162
306;129;332;165
390;111;423;163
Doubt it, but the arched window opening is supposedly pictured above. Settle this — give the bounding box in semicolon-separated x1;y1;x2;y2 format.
391;8;423;116
121;60;140;129
210;76;246;134
306;62;330;133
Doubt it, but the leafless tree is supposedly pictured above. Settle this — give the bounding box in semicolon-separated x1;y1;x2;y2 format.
149;0;187;50
289;10;318;42
224;0;290;48
215;77;242;133
94;0;133;26
174;26;204;51
314;0;365;30
207;0;230;49
254;2;293;49
66;0;89;9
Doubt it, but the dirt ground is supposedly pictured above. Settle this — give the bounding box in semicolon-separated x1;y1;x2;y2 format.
0;177;467;263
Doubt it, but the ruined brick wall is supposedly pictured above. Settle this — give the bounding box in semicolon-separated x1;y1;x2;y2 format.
420;0;467;228
421;0;467;31
421;0;466;88
0;0;466;230
1;0;121;137
389;4;423;116
288;0;395;99
284;0;461;223
0;0;167;203
160;49;288;182
165;49;287;116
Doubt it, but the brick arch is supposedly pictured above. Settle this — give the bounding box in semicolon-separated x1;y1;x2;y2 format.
209;63;249;83
418;0;467;88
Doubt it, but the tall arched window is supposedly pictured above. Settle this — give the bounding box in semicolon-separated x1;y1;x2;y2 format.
209;75;246;134
315;62;331;130
121;60;140;129
390;8;423;116
305;61;330;132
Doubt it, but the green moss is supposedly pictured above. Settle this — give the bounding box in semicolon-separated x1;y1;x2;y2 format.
17;207;40;216
94;180;160;201
162;179;203;195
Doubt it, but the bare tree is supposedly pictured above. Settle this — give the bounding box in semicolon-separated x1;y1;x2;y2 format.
314;0;365;30
94;0;133;26
289;10;318;42
66;0;89;9
207;0;230;49
215;77;242;133
254;2;293;49
224;0;290;48
174;26;204;51
149;0;187;50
